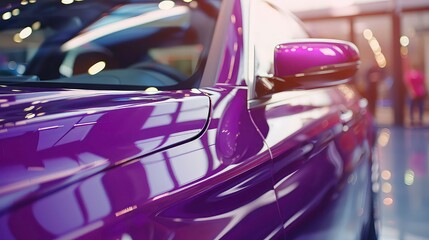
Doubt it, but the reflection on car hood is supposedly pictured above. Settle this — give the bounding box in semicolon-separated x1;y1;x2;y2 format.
0;85;210;212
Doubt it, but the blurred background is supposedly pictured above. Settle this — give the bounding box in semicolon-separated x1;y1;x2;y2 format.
284;1;429;239
287;0;429;127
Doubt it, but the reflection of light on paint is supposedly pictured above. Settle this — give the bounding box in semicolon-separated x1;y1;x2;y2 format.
16;121;27;126
363;29;373;40
381;170;391;180
183;0;193;2
153;192;170;201
377;128;391;147
400;35;410;47
115;205;137;217
190;88;200;94
121;233;133;240
74;122;97;127
158;0;175;10
28;166;45;171
404;169;415;186
86;110;97;115
21;0;29;6
231;14;236;24
37;125;64;131
88;61;106;75
24;106;35;112
382;182;392;193
383;197;393;206
145;87;159;93
320;48;337;56
25;113;36;119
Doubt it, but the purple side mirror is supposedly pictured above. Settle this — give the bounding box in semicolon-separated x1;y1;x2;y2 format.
256;39;360;97
274;39;360;77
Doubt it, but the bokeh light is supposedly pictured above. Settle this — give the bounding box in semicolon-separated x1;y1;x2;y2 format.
159;0;175;10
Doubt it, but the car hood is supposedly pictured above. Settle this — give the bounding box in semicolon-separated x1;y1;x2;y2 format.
0;85;210;211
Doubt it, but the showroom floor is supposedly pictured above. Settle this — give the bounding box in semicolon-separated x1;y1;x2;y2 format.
376;126;429;240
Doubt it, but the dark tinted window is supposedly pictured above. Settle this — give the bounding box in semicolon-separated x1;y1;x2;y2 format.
0;0;220;89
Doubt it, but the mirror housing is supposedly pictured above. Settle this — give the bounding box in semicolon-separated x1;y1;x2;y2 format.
256;39;360;97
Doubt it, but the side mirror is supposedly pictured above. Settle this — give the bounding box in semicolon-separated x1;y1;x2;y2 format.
256;39;360;97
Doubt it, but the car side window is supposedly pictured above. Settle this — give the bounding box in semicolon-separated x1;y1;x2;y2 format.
251;0;309;77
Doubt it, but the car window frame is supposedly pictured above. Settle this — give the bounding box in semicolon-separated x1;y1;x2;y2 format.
245;0;309;101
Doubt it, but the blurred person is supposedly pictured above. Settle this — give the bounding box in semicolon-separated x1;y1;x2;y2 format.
404;66;426;126
365;63;385;116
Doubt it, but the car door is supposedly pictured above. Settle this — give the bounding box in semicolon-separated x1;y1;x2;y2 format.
0;1;286;239
247;0;374;238
250;87;373;239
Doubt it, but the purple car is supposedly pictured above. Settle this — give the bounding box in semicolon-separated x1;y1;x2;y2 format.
0;0;377;239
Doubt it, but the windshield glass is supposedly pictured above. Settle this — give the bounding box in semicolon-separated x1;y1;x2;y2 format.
0;0;220;90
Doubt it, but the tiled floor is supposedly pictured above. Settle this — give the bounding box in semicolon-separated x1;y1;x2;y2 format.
376;126;429;240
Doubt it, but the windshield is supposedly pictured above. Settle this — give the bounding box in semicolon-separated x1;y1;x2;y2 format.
0;0;220;90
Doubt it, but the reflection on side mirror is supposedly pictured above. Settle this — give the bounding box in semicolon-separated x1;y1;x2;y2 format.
256;39;360;97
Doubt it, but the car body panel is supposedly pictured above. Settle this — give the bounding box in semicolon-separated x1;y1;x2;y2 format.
0;86;284;239
250;88;346;231
250;85;375;238
0;86;210;212
0;0;376;239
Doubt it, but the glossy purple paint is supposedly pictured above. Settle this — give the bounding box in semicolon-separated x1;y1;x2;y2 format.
274;40;360;77
0;86;209;211
0;0;376;239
